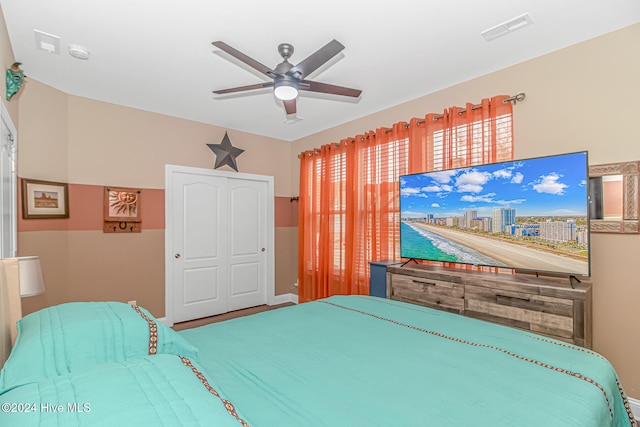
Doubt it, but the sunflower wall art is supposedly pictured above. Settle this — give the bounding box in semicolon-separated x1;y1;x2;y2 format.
103;186;142;233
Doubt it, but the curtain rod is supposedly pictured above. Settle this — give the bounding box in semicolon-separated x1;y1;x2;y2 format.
419;92;526;125
298;92;525;158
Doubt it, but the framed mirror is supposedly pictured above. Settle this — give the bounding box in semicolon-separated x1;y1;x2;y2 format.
589;161;639;233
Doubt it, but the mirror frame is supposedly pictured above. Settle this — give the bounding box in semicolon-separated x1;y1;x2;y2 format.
589;161;639;233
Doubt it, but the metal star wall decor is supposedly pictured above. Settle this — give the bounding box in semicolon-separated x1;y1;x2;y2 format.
207;131;244;172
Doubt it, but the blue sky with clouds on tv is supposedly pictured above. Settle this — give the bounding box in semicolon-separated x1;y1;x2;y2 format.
400;152;588;218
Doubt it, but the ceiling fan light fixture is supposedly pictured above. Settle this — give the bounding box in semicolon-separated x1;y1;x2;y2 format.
274;79;298;100
213;39;361;112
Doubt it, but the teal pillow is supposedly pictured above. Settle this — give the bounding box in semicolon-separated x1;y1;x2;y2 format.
0;302;199;391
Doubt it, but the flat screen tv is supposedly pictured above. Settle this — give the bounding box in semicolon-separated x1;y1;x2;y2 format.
399;151;590;276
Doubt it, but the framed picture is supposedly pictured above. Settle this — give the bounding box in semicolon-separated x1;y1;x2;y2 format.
104;186;141;222
21;178;70;219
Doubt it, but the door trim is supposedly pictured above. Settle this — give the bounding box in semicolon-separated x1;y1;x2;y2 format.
165;164;275;326
0;101;17;258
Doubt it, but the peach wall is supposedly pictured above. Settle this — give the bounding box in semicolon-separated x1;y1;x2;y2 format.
18;79;293;193
65;95;292;193
275;227;298;295
17;81;68;182
20;230;165;316
291;24;640;398
17;231;70;313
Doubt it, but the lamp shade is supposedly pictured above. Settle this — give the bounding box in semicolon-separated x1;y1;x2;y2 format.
18;256;45;297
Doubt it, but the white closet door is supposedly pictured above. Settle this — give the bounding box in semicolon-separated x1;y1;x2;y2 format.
166;166;273;324
227;178;267;311
170;172;228;323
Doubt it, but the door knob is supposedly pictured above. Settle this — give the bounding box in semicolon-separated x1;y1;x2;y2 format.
175;253;181;259
261;248;265;252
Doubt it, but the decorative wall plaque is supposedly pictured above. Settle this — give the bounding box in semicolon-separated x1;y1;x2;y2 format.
103;186;142;233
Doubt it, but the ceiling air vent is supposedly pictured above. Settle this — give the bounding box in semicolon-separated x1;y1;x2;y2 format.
481;13;534;41
34;29;60;54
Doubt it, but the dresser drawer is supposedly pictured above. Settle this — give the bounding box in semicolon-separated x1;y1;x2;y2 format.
386;264;591;348
464;284;575;341
389;273;464;314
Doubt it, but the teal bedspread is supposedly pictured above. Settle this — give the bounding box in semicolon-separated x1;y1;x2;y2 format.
179;295;636;427
0;354;250;427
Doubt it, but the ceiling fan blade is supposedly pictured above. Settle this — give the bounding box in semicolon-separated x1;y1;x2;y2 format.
288;39;345;79
212;41;275;78
302;80;362;98
283;99;296;115
213;82;273;95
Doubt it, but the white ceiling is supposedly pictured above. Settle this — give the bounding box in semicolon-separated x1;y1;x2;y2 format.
1;1;639;141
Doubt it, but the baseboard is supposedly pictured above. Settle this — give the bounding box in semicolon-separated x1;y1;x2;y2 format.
163;295;297;326
156;317;171;327
628;397;640;421
270;293;298;305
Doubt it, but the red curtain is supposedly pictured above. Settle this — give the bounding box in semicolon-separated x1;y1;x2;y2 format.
298;95;514;303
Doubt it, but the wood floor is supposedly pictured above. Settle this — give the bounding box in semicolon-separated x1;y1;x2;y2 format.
172;302;294;331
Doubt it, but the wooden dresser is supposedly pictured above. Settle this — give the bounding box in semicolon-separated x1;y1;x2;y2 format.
386;264;592;348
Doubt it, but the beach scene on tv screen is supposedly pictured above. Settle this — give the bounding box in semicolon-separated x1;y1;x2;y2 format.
400;152;589;276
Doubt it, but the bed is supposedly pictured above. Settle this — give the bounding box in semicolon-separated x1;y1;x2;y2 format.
0;260;636;426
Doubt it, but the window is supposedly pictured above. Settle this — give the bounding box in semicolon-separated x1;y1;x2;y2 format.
298;96;514;302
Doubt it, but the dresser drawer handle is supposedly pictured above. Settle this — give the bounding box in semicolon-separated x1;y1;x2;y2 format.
412;279;436;286
496;294;530;302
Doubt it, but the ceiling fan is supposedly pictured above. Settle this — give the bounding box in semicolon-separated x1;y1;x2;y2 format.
212;39;362;115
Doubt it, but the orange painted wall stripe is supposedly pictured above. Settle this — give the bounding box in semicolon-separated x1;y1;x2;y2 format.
275;197;298;227
18;182;165;232
18;180;297;231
